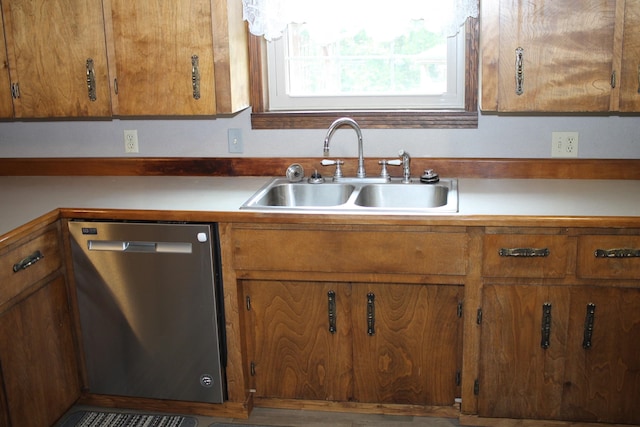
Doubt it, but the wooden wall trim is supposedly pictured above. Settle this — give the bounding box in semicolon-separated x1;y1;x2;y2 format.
1;157;639;180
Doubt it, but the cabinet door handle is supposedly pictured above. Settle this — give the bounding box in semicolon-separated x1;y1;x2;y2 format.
13;250;44;272
541;302;552;349
328;290;336;334
594;248;640;258
367;292;375;336
515;47;524;95
499;247;549;257
637;64;640;94
191;55;201;100
582;303;596;349
86;58;97;101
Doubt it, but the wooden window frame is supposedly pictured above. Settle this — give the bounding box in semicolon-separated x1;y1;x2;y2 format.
249;17;478;130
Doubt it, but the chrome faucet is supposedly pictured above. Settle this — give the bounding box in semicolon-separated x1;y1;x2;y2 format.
398;149;411;183
323;118;366;178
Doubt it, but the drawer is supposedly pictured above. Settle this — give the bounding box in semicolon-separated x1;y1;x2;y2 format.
577;235;640;279
233;227;467;276
483;234;570;278
0;226;63;305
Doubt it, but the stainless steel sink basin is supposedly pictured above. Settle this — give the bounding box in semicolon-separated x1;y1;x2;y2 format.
240;177;458;214
354;183;449;208
245;182;355;207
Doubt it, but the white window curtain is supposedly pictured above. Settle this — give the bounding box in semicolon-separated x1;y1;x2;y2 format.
241;0;479;42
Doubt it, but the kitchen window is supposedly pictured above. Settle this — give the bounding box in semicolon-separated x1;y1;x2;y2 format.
243;0;479;129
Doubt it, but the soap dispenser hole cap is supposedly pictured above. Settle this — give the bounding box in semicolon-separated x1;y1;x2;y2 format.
420;169;440;183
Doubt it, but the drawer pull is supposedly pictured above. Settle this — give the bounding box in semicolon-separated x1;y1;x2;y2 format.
367;292;375;336
499;247;549;257
191;55;201;100
515;47;524;95
594;248;640;258
13;250;44;272
582;303;596;349
541;302;552;349
328;290;337;334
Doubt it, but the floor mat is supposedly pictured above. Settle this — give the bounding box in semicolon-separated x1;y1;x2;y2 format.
58;410;197;427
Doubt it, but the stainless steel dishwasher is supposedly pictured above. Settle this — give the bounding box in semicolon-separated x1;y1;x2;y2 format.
68;221;226;403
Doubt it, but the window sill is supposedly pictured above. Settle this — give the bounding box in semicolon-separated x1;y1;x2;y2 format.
250;110;478;129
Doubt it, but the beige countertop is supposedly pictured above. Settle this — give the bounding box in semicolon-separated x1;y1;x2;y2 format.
1;176;639;238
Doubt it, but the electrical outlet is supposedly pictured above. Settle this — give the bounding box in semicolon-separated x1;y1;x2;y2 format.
228;128;243;153
551;132;579;158
124;129;139;153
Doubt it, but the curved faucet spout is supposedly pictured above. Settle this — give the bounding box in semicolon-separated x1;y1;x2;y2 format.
323;117;366;178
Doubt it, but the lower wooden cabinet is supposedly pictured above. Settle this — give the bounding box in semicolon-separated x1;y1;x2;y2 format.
0;274;81;427
478;284;640;424
242;280;462;406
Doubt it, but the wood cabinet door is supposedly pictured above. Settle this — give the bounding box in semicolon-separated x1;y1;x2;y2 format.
478;284;571;419
243;280;353;401
480;284;640;424
620;0;640;111
108;0;217;116
0;16;14;118
1;0;112;118
0;275;81;427
563;286;640;424
484;0;617;112
351;283;462;406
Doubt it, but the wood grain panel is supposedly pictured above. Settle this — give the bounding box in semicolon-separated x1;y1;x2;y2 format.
2;158;639;179
232;227;467;276
0;275;81;427
2;0;112;117
243;280;353;401
351;283;462;406
482;233;571;278
109;0;216;115
620;0;640;111
577;234;640;279
0;225;62;309
496;0;616;112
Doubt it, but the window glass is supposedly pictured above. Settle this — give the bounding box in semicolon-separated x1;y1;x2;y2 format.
266;2;466;110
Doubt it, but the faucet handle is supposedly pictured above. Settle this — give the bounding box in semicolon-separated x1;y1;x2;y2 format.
378;159;401;180
321;159;345;179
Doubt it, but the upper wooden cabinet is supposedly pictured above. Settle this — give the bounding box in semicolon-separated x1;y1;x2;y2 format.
620;0;640;111
0;18;14;119
1;0;112;118
106;0;249;116
480;0;622;112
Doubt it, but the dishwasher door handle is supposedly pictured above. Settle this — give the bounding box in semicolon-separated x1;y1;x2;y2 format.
88;240;192;254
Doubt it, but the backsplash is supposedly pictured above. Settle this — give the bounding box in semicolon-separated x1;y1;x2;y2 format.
0;109;639;159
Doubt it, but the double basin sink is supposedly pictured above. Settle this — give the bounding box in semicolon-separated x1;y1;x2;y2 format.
241;177;458;214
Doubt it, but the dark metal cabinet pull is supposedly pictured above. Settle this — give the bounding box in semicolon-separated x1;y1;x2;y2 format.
594;248;640;258
328;290;336;334
367;292;376;336
582;303;596;349
499;247;550;257
191;55;201;100
515;47;524;95
541;302;552;349
86;58;97;101
13;250;44;272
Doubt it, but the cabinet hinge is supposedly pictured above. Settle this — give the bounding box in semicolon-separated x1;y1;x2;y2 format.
474;379;479;395
476;308;483;325
250;361;256;376
457;302;463;318
246;295;251;311
455;371;462;386
10;82;20;99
